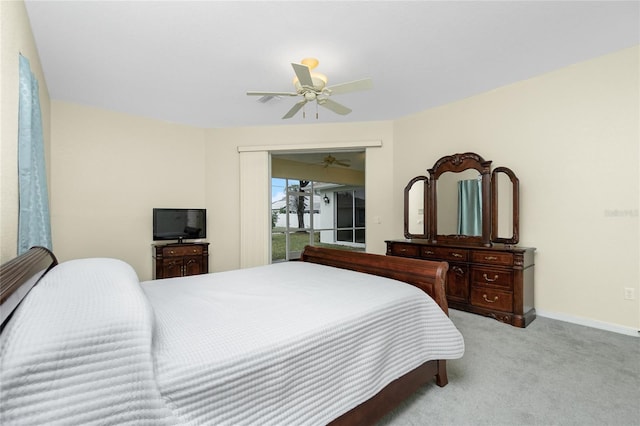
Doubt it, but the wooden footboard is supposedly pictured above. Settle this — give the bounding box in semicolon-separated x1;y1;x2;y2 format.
301;246;451;425
301;245;449;315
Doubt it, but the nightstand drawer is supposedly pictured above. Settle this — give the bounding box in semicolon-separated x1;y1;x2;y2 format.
388;243;420;257
471;251;513;266
163;245;203;257
471;267;513;289
471;286;513;312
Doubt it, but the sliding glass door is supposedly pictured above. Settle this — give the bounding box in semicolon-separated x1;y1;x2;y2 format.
271;178;365;262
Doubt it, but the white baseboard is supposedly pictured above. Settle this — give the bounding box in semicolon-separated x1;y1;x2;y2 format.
536;309;639;337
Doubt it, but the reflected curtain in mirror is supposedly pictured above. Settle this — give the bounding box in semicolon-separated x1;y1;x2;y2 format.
18;55;51;254
457;179;482;236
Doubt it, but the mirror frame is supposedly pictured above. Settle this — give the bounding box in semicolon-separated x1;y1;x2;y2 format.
491;166;519;244
403;175;429;239
403;152;521;247
427;152;493;247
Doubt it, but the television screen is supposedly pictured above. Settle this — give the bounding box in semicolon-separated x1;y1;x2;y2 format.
153;208;206;241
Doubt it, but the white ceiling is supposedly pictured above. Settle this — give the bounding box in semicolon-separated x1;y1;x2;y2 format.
24;1;639;129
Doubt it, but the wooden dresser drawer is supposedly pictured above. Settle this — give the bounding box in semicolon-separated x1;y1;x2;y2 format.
471;250;513;266
423;247;468;262
471;267;513;289
388;243;420;257
385;239;535;328
162;245;203;257
471;286;513;312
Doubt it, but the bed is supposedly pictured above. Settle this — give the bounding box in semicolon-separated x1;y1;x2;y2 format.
0;245;464;425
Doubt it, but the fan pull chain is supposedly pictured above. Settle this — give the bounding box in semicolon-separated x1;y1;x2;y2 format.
316;102;319;119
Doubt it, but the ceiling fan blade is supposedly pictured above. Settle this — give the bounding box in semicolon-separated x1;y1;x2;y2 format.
247;91;298;96
282;99;307;119
292;63;314;87
318;98;352;115
335;160;351;167
257;95;277;104
325;78;373;95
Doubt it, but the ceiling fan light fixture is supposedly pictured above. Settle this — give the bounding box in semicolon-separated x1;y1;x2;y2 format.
300;57;319;70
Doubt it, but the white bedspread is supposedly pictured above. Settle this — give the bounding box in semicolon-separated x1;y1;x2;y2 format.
0;257;464;426
141;261;464;425
0;258;179;425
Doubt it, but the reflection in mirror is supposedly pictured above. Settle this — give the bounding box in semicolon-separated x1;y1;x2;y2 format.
407;180;425;235
436;169;481;236
495;172;513;237
491;167;519;244
404;176;428;238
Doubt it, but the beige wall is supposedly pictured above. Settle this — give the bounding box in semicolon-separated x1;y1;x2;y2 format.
393;46;639;331
0;1;51;263
50;103;395;279
51;102;207;279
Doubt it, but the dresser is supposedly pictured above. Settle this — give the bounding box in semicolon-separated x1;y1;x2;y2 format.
152;243;209;279
387;240;535;327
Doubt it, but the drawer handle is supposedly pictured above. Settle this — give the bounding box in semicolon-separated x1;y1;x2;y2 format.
483;273;499;282
483;294;499;303
399;248;407;252
451;253;463;258
484;256;498;260
193;249;198;253
425;250;434;255
452;266;465;276
169;250;175;254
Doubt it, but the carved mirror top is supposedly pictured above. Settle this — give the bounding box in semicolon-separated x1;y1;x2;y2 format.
428;152;492;178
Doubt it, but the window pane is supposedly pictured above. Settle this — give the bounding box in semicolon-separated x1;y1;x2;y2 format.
272;175;366;260
336;191;354;228
287;180;311;230
271;229;286;262
288;230;316;256
337;229;353;242
355;189;365;227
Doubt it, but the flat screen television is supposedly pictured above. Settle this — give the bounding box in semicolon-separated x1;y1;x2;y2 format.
153;208;206;242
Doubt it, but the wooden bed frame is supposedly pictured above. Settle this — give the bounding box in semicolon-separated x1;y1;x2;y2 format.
0;245;451;426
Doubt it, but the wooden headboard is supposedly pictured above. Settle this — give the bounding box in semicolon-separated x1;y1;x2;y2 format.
0;246;58;328
301;245;449;315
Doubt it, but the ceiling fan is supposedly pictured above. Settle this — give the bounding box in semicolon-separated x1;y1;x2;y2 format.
247;58;373;119
321;155;351;168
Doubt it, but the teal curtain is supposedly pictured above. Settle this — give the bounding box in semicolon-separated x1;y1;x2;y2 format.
18;55;52;254
457;179;482;236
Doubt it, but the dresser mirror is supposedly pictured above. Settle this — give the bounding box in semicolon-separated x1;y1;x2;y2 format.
402;152;520;246
435;168;483;238
428;152;493;246
404;176;429;238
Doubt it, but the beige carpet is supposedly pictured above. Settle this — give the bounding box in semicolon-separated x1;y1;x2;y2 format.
378;309;640;426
